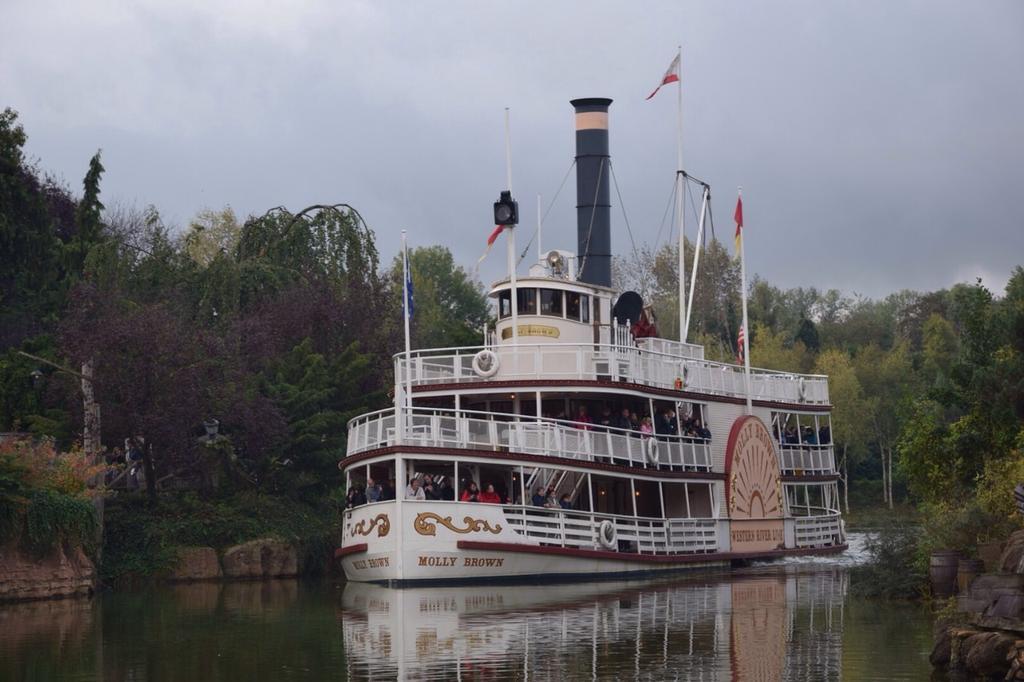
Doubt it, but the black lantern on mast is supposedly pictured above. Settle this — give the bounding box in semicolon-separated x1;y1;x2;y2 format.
493;190;518;226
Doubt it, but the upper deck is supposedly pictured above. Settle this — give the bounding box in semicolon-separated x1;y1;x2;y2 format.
397;335;829;406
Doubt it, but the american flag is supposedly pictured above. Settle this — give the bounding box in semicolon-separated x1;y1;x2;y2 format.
736;325;745;364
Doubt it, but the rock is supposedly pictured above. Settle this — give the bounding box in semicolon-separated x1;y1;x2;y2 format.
962;631;1015;677
222;538;298;579
930;626;951;667
168;547;222;581
0;543;94;602
223;541;264;579
1000;531;1024;573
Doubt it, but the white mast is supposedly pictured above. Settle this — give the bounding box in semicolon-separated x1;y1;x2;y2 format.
683;185;709;339
675;45;687;343
737;188;752;414
505;108;519;344
536;193;543;261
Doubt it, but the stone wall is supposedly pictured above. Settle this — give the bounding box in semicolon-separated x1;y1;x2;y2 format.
932;531;1024;680
0;543;95;602
166;538;299;582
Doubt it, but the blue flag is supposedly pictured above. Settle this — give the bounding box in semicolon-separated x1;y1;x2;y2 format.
404;249;414;319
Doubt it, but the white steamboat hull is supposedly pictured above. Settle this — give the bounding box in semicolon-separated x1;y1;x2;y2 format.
337;500;844;584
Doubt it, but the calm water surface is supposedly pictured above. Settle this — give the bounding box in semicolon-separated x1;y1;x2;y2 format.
0;535;939;681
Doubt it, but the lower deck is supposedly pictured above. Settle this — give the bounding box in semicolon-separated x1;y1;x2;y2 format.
338;498;845;583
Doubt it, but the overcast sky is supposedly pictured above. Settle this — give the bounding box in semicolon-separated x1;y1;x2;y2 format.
4;0;1022;298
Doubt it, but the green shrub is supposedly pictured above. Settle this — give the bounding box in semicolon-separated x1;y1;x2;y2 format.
851;521;927;599
23;489;96;556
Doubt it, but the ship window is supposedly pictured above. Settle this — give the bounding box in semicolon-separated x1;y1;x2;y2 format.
566;292;581;320
517;288;537;315
498;290;511;319
540;289;563;317
581;294;590;323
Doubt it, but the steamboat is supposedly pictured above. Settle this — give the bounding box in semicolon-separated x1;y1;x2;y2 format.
337;97;845;584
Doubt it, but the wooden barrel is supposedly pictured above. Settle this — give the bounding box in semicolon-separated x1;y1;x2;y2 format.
957;558;985;594
930;550;961;597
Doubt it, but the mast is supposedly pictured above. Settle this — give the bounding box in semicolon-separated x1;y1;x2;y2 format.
738;188;752;414
675;45;687;343
505;108;519;344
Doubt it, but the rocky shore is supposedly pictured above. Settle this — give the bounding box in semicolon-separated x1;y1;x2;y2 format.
932;531;1024;680
0;537;300;603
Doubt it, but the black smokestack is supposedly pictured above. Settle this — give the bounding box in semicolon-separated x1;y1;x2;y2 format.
571;97;612;288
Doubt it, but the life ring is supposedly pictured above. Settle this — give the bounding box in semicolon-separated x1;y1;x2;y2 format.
598;520;617;550
797;377;807;401
644;437;660;465
472;349;500;378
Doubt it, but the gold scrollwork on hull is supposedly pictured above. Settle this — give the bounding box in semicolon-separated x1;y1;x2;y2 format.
351;513;391;538
413;512;502;536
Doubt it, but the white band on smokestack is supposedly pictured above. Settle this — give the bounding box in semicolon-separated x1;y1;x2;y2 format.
575;111;609;131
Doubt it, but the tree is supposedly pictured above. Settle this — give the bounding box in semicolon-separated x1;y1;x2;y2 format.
183;206;242;267
814;349;869;512
387;245;489;349
854;343;914;508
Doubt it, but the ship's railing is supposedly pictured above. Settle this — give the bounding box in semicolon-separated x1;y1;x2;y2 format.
346;407;713;471
778;445;836;475
396;342;829;405
792;509;844;548
500;504;719;555
634;337;705;360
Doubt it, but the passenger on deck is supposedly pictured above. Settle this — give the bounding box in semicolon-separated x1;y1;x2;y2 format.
346;485;367;508
544;486;558;507
655;407;678;438
479;484;502;504
574;405;593;430
405;477;426;500
423;474;441;500
784;425;799;444
597;406;613;431
611;407;638;433
461;481;481;502
532;487;546;506
379;479;395;501
559;494;573;510
819;424;832;445
694;420;712;441
640;415;654;436
436;476;455;501
365;478;381;503
803;426;818;445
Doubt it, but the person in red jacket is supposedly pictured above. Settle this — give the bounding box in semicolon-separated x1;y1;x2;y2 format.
460;481;480;502
478;483;503;504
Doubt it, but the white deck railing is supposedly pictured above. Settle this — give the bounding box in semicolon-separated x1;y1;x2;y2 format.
793;511;844;548
346;407;713;471
500;505;720;555
396;342;829;405
778;445;836;475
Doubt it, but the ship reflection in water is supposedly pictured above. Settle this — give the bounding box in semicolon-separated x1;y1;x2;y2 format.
341;567;848;681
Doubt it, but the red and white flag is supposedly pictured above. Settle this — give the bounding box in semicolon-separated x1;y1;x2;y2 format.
476;225;505;268
736;325;746;364
646;53;681;100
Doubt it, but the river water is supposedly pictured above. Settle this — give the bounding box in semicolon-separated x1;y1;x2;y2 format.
0;534;940;681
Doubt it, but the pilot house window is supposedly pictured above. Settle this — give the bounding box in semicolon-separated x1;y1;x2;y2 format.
540;289;563;316
498;290;511;319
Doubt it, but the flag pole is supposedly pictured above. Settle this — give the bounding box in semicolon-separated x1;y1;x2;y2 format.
737;188;752;414
675;45;687;343
505;107;519;344
401;231;413;412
